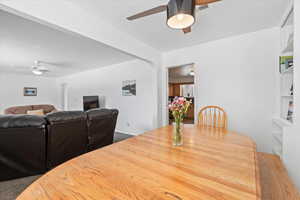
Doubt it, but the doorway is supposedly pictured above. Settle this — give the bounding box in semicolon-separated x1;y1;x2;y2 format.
167;64;195;125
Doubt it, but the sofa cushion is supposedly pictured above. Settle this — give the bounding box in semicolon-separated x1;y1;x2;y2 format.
27;109;44;116
32;105;57;114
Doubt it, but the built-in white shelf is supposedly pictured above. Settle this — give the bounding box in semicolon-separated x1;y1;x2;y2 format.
280;66;294;74
273;117;293;128
279;21;294;124
282;34;293;54
272;132;283;144
272;3;294;160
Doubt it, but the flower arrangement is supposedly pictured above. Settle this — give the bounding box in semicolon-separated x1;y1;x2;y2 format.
169;97;191;146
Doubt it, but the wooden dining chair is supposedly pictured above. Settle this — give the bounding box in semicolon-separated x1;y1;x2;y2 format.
198;106;227;129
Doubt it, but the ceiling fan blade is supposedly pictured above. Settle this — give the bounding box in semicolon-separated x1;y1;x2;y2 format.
127;5;167;20
183;27;192;34
195;0;221;5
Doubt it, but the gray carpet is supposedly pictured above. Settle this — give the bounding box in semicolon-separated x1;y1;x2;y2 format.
0;175;41;200
0;132;133;200
114;132;133;143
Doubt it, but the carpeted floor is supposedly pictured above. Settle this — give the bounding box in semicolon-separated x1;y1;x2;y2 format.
114;132;133;143
0;132;133;200
0;175;41;200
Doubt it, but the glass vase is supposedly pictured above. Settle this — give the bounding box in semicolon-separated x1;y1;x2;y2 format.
173;121;183;146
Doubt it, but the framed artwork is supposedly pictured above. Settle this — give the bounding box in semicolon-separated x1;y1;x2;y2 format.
122;80;136;96
24;87;37;96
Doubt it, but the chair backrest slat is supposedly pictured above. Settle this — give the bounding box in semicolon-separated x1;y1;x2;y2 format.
198;106;227;129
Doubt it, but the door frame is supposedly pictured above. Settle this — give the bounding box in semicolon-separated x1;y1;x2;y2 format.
165;63;199;125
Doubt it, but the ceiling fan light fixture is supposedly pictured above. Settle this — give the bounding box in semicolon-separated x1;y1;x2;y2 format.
32;69;43;75
189;71;195;76
167;0;195;29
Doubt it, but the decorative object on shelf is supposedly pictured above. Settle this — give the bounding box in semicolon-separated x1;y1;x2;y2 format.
290;84;293;96
279;56;293;73
24;87;37;96
287;101;294;123
122;80;136;96
169;97;191;146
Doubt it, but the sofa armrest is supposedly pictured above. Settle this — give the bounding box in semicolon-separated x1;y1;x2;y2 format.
0;115;46;129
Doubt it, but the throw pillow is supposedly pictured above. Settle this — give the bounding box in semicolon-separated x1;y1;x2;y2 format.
27;109;44;116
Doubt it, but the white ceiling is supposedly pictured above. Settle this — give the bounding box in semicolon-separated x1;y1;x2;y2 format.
0;9;135;77
66;0;289;51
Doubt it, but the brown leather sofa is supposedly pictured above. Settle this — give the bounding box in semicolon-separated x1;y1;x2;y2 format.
4;104;57;115
0;108;119;181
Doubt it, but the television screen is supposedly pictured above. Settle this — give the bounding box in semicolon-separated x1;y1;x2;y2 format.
83;96;99;111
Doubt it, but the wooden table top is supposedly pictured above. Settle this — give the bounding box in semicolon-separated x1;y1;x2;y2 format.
17;125;261;200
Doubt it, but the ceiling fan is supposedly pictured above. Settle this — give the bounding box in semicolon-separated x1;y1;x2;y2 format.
12;61;64;75
31;61;50;75
127;0;221;34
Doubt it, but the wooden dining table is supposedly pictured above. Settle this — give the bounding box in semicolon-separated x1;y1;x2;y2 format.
17;125;261;200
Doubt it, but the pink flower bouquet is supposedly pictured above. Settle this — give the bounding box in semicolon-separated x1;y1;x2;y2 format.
168;97;191;146
169;97;191;122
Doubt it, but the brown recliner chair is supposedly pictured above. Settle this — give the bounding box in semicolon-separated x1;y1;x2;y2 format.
4;104;57;115
86;109;119;152
45;111;88;169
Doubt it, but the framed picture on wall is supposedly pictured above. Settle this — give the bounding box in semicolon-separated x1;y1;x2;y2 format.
122;80;136;96
24;87;37;96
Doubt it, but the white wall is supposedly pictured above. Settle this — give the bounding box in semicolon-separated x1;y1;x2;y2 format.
162;28;280;153
57;60;156;135
0;73;60;113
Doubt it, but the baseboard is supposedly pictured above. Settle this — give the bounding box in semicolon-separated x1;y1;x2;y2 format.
115;129;137;136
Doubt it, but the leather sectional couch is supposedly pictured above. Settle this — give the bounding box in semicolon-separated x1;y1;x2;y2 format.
0;108;118;181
